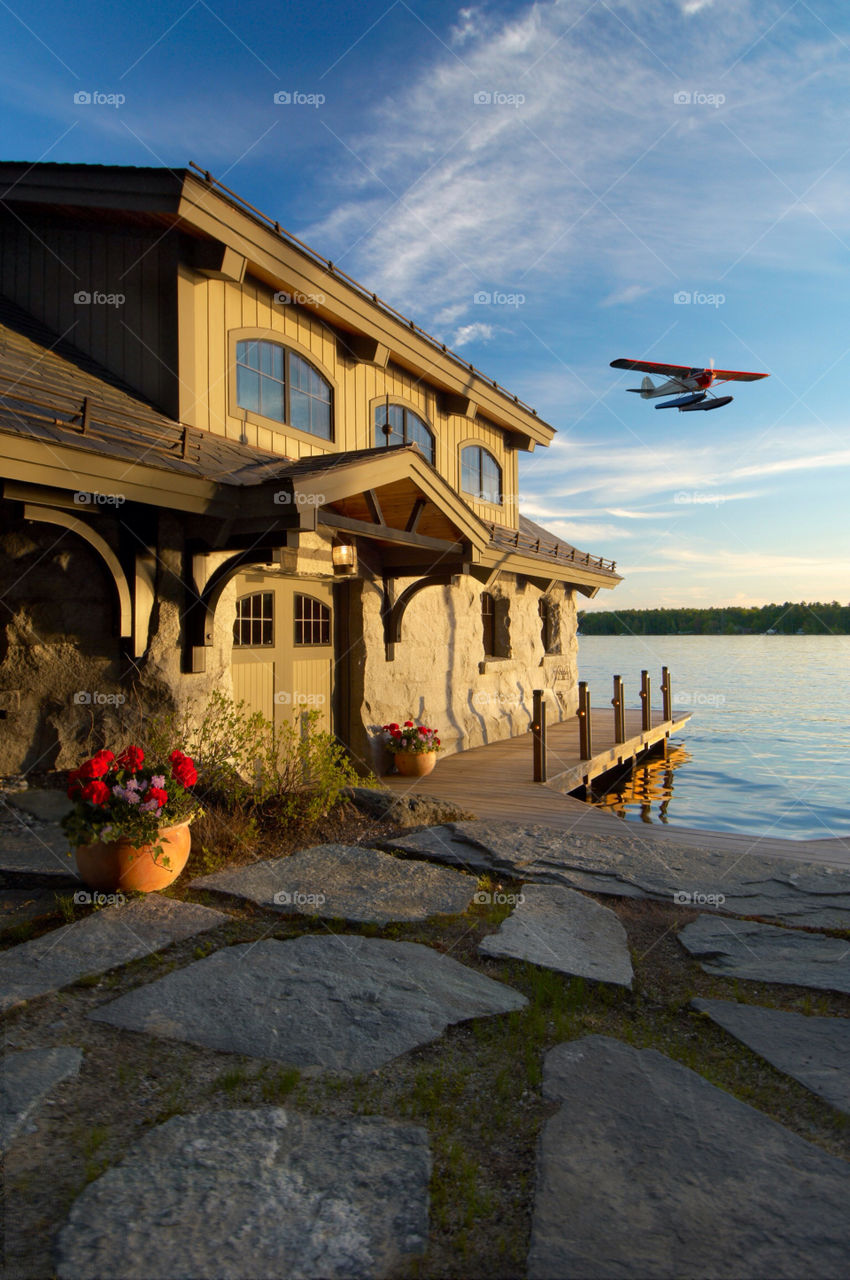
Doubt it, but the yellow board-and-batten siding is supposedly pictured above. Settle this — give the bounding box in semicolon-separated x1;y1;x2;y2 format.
181;272;520;529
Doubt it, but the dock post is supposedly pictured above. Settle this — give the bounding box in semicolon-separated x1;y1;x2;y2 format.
640;669;652;732
578;681;592;759
532;689;547;782
661;666;671;721
612;675;625;743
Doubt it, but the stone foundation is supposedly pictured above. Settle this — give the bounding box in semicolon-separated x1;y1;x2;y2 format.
351;574;578;775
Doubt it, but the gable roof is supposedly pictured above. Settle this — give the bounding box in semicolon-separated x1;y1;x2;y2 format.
0;297;619;590
0;161;552;448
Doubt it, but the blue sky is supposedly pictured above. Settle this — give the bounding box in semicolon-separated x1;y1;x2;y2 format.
3;0;849;610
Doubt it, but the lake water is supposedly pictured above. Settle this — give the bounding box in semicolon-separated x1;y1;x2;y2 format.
576;635;850;842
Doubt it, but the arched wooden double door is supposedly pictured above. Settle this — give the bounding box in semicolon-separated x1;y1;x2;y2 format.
231;573;334;732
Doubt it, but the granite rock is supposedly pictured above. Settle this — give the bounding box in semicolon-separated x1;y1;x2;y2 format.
385;821;850;929
529;1035;850;1279
0;896;228;1011
693;998;850;1114
479;883;633;987
191;842;476;923
56;1108;430;1279
679;915;850;993
90;934;527;1071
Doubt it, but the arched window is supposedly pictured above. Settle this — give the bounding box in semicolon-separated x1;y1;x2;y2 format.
374;402;435;464
461;445;502;504
234;592;273;647
235;340;333;440
294;593;331;646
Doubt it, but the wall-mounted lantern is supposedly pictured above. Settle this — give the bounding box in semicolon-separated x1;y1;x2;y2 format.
332;539;357;575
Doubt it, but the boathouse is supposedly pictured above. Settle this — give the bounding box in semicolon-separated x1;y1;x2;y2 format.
0;162;621;777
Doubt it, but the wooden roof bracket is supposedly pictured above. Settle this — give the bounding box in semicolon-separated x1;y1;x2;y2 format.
22;503;134;646
184;545;277;673
382;566;469;661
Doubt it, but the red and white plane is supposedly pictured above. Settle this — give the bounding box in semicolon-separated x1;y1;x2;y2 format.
610;358;769;411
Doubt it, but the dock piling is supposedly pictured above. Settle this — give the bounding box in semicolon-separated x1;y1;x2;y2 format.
578;681;592;759
661;666;671;721
640;670;652;732
612;675;625;743
532;689;547;782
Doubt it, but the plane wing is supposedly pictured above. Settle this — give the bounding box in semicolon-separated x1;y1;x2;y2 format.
711;368;770;382
610;358;703;377
611;358;769;381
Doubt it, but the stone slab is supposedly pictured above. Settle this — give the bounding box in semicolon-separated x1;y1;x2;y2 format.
692;998;850;1115
0;822;78;877
191;842;476;923
1;1046;83;1155
479;883;633;987
90;935;527;1072
56;1108;430;1280
679;915;850;994
0;896;229;1011
385;821;850;929
9;789;74;822
529;1035;850;1280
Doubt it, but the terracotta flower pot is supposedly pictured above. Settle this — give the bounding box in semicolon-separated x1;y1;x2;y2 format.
393;751;438;778
75;820;193;894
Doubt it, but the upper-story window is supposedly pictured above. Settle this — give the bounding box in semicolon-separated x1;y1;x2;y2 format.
374;402;435;464
236;340;332;440
461;445;502;504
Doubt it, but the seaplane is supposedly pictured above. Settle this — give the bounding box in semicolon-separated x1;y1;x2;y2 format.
610;358;769;411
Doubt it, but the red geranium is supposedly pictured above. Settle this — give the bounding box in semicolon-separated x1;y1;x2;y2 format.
404;720;414;727
169;751;198;789
80;779;110;806
146;786;169;810
118;744;144;771
76;749;115;780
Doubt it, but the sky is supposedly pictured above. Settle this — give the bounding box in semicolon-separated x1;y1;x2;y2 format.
2;0;849;610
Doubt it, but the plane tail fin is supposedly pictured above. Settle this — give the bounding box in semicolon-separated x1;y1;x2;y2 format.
627;376;656;397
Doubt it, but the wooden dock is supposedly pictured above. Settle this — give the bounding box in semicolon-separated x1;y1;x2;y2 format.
382;707;685;807
379;707;850;869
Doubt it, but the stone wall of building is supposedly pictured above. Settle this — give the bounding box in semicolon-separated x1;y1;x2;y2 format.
0;511;126;774
0;507;235;776
348;572;578;776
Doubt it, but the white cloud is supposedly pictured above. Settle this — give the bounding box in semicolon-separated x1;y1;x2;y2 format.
303;0;849;324
452;321;495;347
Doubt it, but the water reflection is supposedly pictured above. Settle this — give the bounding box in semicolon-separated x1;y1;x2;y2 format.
588;741;692;825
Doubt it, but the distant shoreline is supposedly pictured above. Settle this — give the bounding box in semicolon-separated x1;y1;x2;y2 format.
578;602;849;636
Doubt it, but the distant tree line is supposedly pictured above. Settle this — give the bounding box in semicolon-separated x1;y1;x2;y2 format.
577;602;850;635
